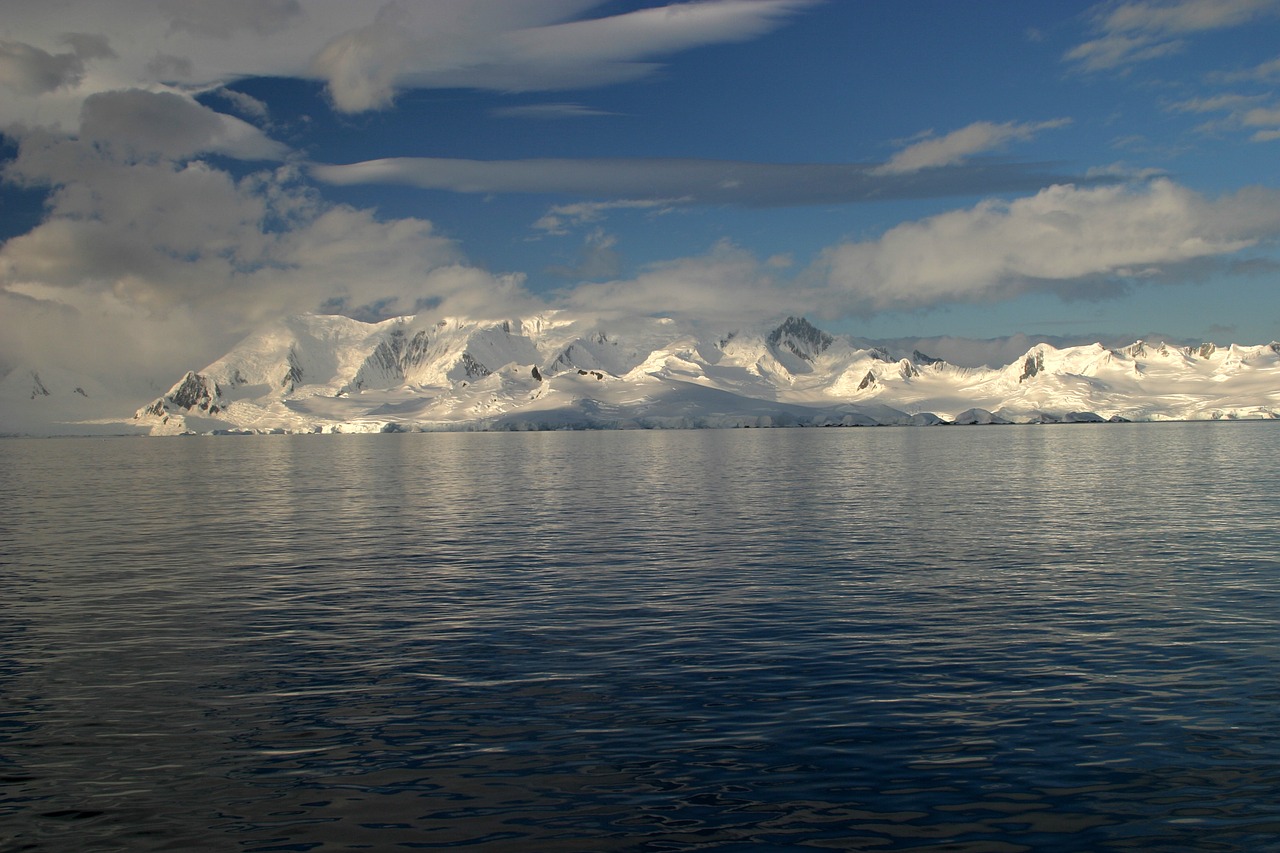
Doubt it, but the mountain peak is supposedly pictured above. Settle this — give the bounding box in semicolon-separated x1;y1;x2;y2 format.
766;316;834;363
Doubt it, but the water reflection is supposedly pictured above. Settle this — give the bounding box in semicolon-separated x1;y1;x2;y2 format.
3;424;1280;851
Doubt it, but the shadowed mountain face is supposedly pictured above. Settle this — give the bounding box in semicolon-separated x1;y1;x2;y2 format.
118;312;1280;434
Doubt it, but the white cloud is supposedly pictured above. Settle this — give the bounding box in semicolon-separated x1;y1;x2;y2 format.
873;119;1072;176
817;179;1280;311
308;3;414;113
1068;0;1280;70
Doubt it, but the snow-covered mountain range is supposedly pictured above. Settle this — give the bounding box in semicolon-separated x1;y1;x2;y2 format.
101;312;1280;434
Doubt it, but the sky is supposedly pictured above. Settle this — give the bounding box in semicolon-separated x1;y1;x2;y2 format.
2;0;1280;394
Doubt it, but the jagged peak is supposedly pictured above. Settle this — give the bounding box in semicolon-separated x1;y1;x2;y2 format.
135;370;224;420
28;370;50;399
1019;350;1045;382
867;346;893;363
766;316;833;362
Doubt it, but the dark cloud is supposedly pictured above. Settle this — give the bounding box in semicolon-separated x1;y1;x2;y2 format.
79;89;288;160
0;33;114;96
159;0;303;38
0;40;88;94
60;33;115;61
145;54;195;81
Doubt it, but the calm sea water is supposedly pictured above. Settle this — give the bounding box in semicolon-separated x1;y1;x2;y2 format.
3;423;1280;852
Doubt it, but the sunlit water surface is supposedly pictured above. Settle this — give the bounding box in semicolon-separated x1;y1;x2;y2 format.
3;423;1280;852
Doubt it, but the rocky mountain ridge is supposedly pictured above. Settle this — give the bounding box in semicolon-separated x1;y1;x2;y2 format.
122;312;1280;434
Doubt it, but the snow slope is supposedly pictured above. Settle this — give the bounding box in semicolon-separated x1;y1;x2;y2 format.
0;366;151;436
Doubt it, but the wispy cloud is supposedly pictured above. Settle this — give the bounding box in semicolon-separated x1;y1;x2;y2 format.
310;0;818;112
312;155;1099;208
0;1;819;128
1164;92;1280;141
1244;105;1280;140
1213;54;1280;81
873;119;1072;176
533;198;685;236
545;228;623;280
1165;92;1269;113
214;87;271;122
1067;0;1280;71
1243;105;1280;125
490;102;616;120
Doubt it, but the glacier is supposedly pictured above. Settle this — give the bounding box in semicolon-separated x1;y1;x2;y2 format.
115;313;1280;435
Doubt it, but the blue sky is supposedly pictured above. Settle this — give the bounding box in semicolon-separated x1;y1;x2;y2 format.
2;0;1279;387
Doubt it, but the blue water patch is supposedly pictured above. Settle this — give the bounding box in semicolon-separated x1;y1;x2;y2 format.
3;424;1280;851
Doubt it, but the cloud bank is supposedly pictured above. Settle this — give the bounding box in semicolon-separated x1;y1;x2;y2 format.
547;180;1280;322
0;124;534;392
818;179;1280;311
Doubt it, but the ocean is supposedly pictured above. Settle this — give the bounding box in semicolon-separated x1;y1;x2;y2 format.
3;423;1280;851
